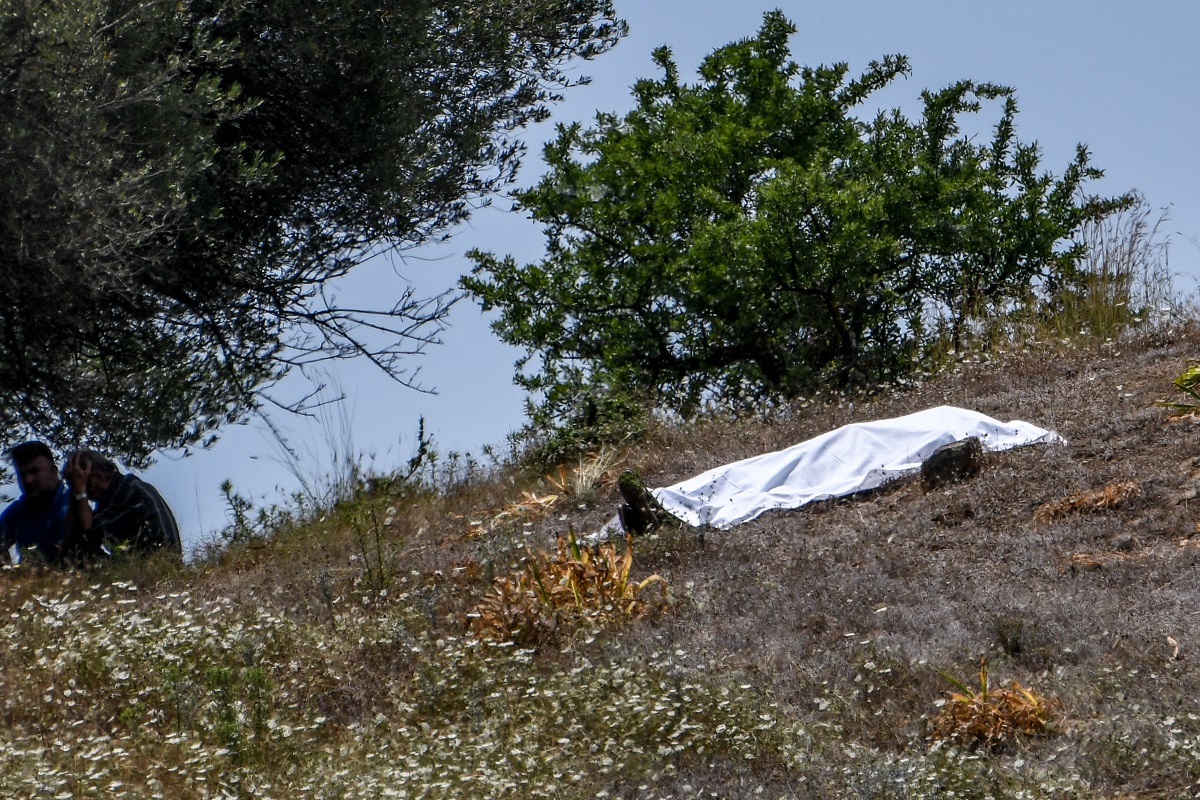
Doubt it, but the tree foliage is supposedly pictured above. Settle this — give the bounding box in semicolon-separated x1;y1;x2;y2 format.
0;0;624;463
465;11;1130;434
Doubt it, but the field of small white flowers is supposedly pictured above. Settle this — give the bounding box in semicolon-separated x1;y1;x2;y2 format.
7;528;1200;799
0;566;1138;800
0;566;815;799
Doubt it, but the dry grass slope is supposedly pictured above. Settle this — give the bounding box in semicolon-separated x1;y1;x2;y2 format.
5;323;1200;798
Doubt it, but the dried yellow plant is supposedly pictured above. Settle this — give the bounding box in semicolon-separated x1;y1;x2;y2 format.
499;491;560;520
1069;550;1143;570
545;447;624;500
452;491;560;539
1034;480;1141;525
468;533;666;646
930;658;1058;752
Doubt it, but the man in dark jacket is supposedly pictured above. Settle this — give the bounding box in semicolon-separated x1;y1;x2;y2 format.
63;450;182;558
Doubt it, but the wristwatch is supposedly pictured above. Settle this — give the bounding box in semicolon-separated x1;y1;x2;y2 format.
73;492;88;501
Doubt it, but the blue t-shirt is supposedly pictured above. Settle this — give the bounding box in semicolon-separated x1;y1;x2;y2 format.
0;482;70;561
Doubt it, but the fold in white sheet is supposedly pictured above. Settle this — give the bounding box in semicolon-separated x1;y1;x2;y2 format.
644;405;1064;530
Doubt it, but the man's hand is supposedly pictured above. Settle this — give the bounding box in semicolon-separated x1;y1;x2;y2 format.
64;452;92;498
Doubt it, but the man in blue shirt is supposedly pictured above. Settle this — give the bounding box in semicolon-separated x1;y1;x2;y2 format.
0;441;71;563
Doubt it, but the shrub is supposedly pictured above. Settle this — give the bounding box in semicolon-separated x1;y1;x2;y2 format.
468;533;666;646
930;659;1059;752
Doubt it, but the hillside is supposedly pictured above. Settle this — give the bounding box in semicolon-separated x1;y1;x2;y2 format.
4;323;1200;798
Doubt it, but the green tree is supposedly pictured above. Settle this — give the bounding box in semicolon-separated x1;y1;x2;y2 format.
0;0;624;463
464;11;1128;439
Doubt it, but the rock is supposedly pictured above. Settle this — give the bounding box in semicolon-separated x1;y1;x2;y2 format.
617;469;661;535
921;437;984;489
1113;533;1137;552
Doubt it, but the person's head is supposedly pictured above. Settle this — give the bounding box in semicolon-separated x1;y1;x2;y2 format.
9;441;60;502
71;450;119;501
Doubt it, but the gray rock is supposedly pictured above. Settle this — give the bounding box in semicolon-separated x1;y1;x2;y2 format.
617;469;661;535
1112;533;1137;552
921;437;984;489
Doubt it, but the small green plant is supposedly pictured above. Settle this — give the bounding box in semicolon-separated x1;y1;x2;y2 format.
117;701;146;729
219;480;258;544
345;502;396;595
1160;360;1200;416
206;665;242;754
512;384;650;472
198;663;276;765
161;664;201;732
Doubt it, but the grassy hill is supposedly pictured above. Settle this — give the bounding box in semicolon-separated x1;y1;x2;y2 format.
4;322;1200;798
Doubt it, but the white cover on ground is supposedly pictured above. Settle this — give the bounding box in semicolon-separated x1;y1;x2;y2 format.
648;405;1064;530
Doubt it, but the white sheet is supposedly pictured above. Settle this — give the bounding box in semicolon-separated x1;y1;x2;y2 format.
643;405;1063;530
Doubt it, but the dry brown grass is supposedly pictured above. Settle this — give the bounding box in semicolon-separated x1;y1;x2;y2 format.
1034;479;1144;524
9;322;1200;797
450;489;560;539
544;446;625;501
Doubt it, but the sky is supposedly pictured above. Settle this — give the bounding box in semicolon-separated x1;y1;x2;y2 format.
127;1;1200;554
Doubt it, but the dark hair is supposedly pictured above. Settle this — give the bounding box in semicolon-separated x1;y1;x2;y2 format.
72;449;119;477
9;441;54;467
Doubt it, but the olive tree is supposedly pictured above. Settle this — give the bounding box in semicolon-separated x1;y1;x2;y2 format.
0;0;624;462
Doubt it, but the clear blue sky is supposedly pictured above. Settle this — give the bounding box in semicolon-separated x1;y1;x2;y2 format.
133;1;1200;553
